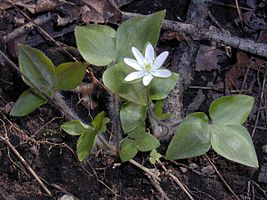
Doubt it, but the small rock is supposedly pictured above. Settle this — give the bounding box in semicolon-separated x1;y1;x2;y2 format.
258;163;267;183
201;165;215;176
179;166;187;173
60;195;74;200
188;163;197;170
262;144;267;154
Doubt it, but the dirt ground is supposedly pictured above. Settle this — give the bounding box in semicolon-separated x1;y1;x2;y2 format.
0;0;267;199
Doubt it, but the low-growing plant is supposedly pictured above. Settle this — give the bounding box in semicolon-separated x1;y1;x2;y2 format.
10;11;258;168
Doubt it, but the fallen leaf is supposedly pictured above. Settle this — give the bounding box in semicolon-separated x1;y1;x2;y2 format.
161;31;188;42
35;0;59;13
73;82;98;110
0;0;31;10
57;4;81;26
195;45;225;72
81;0;122;24
225;51;266;93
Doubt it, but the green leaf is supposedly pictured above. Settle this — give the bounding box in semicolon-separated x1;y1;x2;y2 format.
10;89;47;116
75;25;116;66
120;130;159;162
55;62;87;90
166;112;211;160
150;73;179;100
153;100;172;120
77;131;96;161
120;137;139;162
210;124;258;167
103;62;148;105
209;95;254;124
134;131;160;152
149;149;162;164
18;44;55;95
116;10;165;60
91;111;110;134
120;102;147;133
61;120;92;136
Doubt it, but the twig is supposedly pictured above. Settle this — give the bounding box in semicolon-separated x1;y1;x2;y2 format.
4;0;78;62
157;160;195;200
148;175;171;200
129;159;161;182
50;184;79;200
207;1;253;11
0;117;52;196
205;155;240;200
80;161;120;197
2;13;56;43
129;159;172;199
252;66;267;137
234;0;244;27
122;12;267;58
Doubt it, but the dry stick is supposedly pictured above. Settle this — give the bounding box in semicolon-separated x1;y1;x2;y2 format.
0;117;52;196
205;155;240;200
4;0;78;62
234;0;244;27
148;175;171;200
122;12;267;58
207;0;253;11
252;66;267;137
50;184;79;200
2;13;56;43
157;160;194;200
129;159;161;182
128;159;171;200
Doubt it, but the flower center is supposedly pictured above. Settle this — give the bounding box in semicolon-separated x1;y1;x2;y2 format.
144;63;151;72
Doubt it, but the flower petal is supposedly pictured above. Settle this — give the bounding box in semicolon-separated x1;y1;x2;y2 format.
151;69;172;78
124;58;143;71
142;74;153;86
145;43;154;63
124;71;145;82
153;51;169;70
132;47;145;66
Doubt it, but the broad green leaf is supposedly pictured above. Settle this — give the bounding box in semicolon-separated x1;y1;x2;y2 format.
120;130;160;162
120;102;147;133
18;44;55;95
135;131;160;152
75;25;116;66
166;112;211;160
150;73;179;100
61;120;92;136
91;111;110;134
149;149;162;164
103;62;147;105
116;10;165;60
120;137;138;162
10;89;47;116
76;131;96;161
210;124;258;167
55;62;87;90
209;95;254;124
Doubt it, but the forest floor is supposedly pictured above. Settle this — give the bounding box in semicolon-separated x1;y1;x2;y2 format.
0;0;267;199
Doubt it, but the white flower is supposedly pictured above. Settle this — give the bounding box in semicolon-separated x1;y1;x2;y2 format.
123;43;172;86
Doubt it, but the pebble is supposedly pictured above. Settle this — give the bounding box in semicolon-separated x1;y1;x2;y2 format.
201;165;215;176
258;163;267;184
262;144;267;154
60;195;75;200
